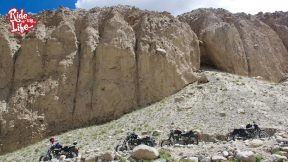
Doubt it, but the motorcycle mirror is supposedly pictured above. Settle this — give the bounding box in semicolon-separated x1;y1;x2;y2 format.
73;141;78;145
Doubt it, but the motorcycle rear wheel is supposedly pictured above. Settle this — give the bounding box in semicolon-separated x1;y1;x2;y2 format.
259;130;270;140
67;148;78;158
187;136;198;145
39;153;52;162
161;139;173;147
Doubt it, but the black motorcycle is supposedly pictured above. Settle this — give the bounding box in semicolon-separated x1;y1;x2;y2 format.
161;129;199;147
226;122;270;141
115;132;156;152
39;141;79;161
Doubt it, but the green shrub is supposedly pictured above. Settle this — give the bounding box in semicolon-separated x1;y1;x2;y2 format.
158;149;177;162
119;157;126;162
273;151;283;156
255;154;264;162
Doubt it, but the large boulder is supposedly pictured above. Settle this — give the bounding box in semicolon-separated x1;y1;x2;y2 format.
131;145;159;160
178;8;288;82
0;6;200;154
235;151;256;162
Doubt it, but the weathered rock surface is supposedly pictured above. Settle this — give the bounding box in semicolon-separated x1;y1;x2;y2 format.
131;145;159;160
0;6;288;155
178;8;288;82
235;151;256;162
0;6;200;154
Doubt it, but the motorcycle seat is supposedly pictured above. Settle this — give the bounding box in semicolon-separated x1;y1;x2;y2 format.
181;131;194;137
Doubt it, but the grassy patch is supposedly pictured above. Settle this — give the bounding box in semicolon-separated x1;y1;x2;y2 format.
177;107;185;111
273;151;283;156
255;154;264;162
158;149;177;162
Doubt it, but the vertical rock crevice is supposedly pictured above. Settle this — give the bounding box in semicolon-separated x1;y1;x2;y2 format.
72;42;81;128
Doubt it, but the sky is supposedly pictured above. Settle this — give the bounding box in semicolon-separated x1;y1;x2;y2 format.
1;0;287;16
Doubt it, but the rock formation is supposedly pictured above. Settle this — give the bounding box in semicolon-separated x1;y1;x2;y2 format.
0;6;200;154
0;6;288;154
178;8;288;82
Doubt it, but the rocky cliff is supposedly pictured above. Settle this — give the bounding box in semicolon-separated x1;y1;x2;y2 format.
0;6;288;154
178;8;288;82
0;6;200;154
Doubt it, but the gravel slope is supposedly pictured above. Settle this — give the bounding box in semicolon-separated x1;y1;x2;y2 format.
0;67;287;162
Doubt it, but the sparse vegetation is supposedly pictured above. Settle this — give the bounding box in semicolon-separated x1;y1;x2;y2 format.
0;69;287;161
255;154;264;162
159;149;177;162
272;151;284;156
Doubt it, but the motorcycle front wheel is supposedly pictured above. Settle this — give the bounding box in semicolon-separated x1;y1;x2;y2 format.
39;152;52;162
226;134;234;141
161;139;173;147
115;144;128;152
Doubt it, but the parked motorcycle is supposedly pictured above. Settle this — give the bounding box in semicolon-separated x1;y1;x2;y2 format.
39;140;79;162
115;132;156;152
161;129;200;147
226;121;270;141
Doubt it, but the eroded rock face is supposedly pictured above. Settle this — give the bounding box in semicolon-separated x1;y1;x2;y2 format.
178;8;288;82
0;6;200;154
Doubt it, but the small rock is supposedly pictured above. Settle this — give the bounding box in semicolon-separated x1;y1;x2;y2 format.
219;111;226;117
154;158;167;162
60;155;66;160
269;154;287;162
85;150;91;154
276;136;284;142
85;155;98;162
249;139;264;147
101;151;114;161
272;145;281;153
174;144;180;148
255;76;262;79
202;156;211;162
212;156;227;162
281;147;288;152
187;91;195;95
198;75;209;84
156;48;166;55
235;151;256;162
117;136;123;140
223;151;229;157
37;116;45;121
189;157;199;162
142;131;148;135
152;130;162;136
94;148;100;152
279;151;288;158
174;96;184;102
279;133;288;138
237;109;245;114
